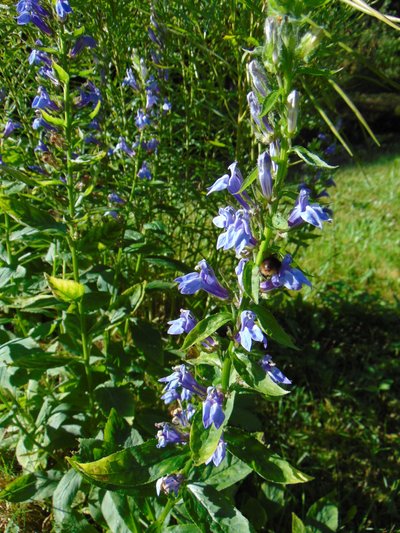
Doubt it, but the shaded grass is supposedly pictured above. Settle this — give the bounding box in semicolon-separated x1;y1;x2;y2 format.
299;151;400;302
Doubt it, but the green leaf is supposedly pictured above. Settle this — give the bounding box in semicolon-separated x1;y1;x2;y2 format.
101;491;138;533
260;89;281;117
0;471;61;503
184;483;254;533
104;408;130;452
0;337;75;369
0;164;38;186
239;166;258;193
306;497;339;532
182;312;232;350
52;61;69;84
71;151;106;165
69;440;190;490
46;275;85;302
190;392;235;465
144;255;192;273
232;352;289;397
89;98;102;120
41;109;66;127
291;146;337;169
131;320;164;367
251;304;298;349
163;527;202;533
94;383;135;418
242;261;260;304
225;428;312;484
292;513;307;533
203;454;252;491
0;196;66;234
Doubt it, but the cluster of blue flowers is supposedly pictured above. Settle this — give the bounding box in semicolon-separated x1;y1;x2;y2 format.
109;6;171;201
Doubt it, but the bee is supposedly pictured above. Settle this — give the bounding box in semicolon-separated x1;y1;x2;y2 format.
260;256;281;278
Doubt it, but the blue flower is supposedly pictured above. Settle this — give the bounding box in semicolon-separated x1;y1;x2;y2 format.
205;436;226;467
258;151;273;200
156;423;188;448
3;120;20;138
135;109;151;130
77;82;101;109
122;68;140;91
159;364;207;401
32;86;59;111
107;192;125;205
213;206;256;255
32;116;57;131
146;90;158;110
113;137;135;158
16;0;52;35
288;188;331;229
142;138;159;153
55;0;72;20
28;47;52;67
175;259;229;300
70;35;96;57
171;405;196;427
287;90;300;134
34;140;49;152
202;387;225;429
162;98;172;113
167;310;197;335
156;474;184;497
38;66;59;85
138;161;152;180
260;254;311;292
235;310;267;352
207;162;251;210
148;27;163;47
259;355;291;385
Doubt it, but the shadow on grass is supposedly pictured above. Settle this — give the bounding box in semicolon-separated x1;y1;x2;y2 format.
256;282;400;532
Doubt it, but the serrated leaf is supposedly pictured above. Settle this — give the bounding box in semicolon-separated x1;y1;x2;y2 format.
238;166;257;193
242;261;260;304
225;428;312;484
185;483;254;533
41;109;65;127
46;275;85;302
69;440;190;490
52;61;69;84
251;304;298;350
292;146;337;169
203;454;252;490
233;352;289;397
182;312;232;350
260;89;281;117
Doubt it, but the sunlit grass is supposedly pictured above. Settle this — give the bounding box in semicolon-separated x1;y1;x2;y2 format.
300;151;400;302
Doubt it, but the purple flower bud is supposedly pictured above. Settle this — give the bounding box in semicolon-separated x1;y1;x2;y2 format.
104;210;119;220
70;35;97;57
175;259;230;300
202;387;225;429
28;165;48;175
162;98;172;113
32;116;57;131
3;120;20;138
235;258;249;292
38;66;59;85
77;82;101;109
28;48;52;67
248;60;269;97
259;355;292;385
156;474;184;497
156;423;189;448
235;310;267;352
148;27;163;47
17;10;52;35
141;138;159;153
205;436;226;467
146;90;158;110
247;91;273;137
258;151;273;200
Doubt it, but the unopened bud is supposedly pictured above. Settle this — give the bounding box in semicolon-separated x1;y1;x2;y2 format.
287;90;300;134
298;31;322;61
248;60;269;97
258;151;273;200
